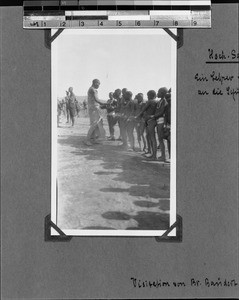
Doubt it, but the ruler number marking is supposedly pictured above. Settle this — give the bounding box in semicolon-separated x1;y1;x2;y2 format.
60;21;66;27
23;8;211;29
30;21;39;27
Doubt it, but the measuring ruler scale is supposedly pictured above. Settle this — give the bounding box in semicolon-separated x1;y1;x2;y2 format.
23;0;211;28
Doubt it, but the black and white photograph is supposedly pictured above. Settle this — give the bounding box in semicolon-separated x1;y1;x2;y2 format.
2;2;239;299
51;29;177;236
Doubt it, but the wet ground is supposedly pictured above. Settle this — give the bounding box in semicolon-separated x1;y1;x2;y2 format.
56;112;170;232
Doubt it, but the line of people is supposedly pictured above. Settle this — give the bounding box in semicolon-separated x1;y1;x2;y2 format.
101;87;171;162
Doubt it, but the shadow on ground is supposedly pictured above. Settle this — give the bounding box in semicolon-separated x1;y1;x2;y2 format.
101;210;169;230
82;226;116;230
134;199;170;210
58;134;170;230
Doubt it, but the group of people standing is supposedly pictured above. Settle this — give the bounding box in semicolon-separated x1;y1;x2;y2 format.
57;87;87;127
84;79;171;162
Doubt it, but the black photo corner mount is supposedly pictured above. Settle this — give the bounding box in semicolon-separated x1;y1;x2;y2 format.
45;214;72;242
44;28;183;49
45;26;183;242
155;214;183;243
164;28;184;49
44;28;65;49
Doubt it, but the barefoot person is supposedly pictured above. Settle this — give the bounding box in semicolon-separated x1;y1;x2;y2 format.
135;90;158;160
84;79;106;146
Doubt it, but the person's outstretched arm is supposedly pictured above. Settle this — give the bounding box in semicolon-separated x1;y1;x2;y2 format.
135;101;149;119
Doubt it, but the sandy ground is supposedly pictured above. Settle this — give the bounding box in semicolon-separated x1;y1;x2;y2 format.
56;112;170;231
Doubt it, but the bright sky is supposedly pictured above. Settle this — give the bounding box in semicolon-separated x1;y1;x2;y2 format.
53;29;176;100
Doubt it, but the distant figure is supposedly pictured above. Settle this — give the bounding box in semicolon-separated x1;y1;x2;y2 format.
61;98;66;116
83;99;87;117
65;91;70;123
84;79;106;146
57;98;62;127
75;99;80;118
67;87;76;127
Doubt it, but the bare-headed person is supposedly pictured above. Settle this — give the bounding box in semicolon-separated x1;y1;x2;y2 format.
154;87;168;161
83;99;87;116
84;79;106;146
105;92;118;140
113;89;122;105
67;87;76;127
122;88;128;99
124;91;135;151
118;88;130;149
135;90;158;159
134;93;146;151
65;90;70;123
57;98;62;127
75;98;80;118
164;89;171;158
113;89;122;141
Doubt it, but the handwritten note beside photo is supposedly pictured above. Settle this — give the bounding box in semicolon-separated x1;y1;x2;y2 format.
194;48;239;101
